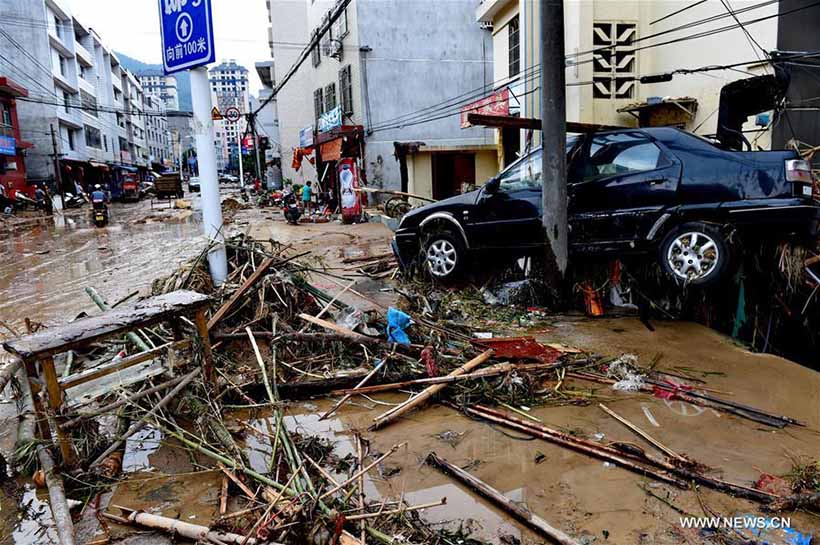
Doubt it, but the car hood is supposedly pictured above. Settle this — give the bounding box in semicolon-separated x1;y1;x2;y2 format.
400;189;480;229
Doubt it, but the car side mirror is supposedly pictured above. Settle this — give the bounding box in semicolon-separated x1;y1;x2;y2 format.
484;177;500;194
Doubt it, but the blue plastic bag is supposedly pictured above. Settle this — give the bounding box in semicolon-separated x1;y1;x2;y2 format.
386;307;412;345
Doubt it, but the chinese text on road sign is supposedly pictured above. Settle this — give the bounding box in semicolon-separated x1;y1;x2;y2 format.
159;0;216;74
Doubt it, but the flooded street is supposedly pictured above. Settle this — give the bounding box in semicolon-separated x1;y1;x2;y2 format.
0;200;208;333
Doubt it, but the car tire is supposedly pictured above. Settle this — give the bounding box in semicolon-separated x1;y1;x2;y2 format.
658;222;729;286
422;229;466;281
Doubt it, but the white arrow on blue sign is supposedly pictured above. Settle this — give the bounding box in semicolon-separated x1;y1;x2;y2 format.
159;0;216;75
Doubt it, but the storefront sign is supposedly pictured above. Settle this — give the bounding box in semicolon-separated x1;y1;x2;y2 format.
318;105;342;133
0;136;16;156
460;88;510;129
299;126;314;148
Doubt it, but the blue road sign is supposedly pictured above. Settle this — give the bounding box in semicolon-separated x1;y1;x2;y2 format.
159;0;215;74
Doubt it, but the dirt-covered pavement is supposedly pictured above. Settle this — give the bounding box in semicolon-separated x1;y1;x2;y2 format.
1;201;818;545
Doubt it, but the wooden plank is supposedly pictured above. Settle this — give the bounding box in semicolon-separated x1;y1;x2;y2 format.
298;313;372;343
58;341;189;390
3;291;209;362
426;452;580;545
207;257;276;330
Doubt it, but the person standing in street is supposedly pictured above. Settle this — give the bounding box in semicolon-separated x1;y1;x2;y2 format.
302;180;312;215
34;184;52;215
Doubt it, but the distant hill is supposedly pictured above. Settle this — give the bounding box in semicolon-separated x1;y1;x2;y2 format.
115;52;192;112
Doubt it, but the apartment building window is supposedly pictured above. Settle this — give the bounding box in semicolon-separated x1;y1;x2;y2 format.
332;8;349;40
0;105;12;138
508;15;520;78
114;88;122;102
80;90;98;117
592;21;637;100
103;134;108;152
339;65;353;116
58;56;67;77
63;91;71;113
66;129;75;151
53;17;63;40
324;83;337;112
312;41;321;67
313;87;324;120
84;126;101;148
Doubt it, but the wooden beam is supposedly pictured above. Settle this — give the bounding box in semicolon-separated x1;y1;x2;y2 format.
207;257;276;330
466;113;626;133
426;452;579;545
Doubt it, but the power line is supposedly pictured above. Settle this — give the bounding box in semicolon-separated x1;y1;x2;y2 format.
650;0;709;26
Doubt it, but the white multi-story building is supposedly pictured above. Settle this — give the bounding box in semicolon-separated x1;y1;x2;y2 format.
0;0;173;193
137;70;180;111
145;94;171;168
209;60;250;173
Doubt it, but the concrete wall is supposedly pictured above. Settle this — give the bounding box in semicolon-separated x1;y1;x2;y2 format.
357;0;495;190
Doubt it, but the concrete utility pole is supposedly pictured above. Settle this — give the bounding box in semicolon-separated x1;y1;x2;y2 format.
50;124;66;209
540;0;568;287
236;121;244;187
250;115;263;182
190;66;227;286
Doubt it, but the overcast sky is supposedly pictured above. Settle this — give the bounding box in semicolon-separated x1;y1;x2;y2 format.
65;0;271;95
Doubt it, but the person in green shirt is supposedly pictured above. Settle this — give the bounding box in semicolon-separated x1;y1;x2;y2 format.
302;180;313;214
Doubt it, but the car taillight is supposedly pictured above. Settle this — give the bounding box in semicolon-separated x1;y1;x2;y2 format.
786;159;813;183
785;159;815;198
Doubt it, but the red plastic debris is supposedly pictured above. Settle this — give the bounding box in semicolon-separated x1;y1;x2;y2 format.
754;473;792;497
652;380;694;400
421;345;438;377
471;336;561;363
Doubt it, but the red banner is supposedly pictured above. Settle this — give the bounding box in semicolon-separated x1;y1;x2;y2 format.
338;158;361;223
460;88;510;128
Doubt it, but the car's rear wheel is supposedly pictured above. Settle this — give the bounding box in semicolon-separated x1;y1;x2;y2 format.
658;222;729;286
423;230;465;281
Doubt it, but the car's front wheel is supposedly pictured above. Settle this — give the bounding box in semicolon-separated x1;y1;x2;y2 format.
423;230;465;281
658;222;729;286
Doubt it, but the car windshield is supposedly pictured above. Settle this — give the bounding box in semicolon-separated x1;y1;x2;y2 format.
490;135;580;192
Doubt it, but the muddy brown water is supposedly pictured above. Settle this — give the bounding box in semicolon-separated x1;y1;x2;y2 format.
2;205;819;544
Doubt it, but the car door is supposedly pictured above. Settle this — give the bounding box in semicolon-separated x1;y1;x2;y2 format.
568;131;681;248
469;149;544;250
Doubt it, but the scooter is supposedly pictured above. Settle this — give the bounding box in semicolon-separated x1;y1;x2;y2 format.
282;193;301;225
91;198;109;228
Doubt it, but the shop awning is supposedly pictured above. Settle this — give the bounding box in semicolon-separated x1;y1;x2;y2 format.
89;161;110;170
617;97;698;128
320;138;343;161
117;165;138;173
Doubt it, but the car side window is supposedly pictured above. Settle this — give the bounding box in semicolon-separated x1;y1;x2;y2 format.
499;149;542;192
583;133;665;182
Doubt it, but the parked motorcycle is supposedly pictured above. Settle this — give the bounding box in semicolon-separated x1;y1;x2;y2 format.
64;192;87;209
282;193;301;225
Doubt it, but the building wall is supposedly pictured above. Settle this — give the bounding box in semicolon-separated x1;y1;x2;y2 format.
356;0;495;190
478;0;781;152
269;0;316;183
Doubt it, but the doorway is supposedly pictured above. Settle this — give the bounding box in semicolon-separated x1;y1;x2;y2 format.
431;152;476;200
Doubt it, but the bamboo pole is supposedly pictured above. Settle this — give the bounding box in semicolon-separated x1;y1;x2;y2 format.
318;443;405;500
61;373;188;430
102;506;268;545
90;368;199;468
345;499;447;521
85;287;151;352
427;452;579;545
598;403;686;463
320;359;387;420
36;443;76;545
370;350;493;430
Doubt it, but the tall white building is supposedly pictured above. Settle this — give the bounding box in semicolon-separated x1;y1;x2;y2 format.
209;60;250;173
0;0;173;193
136;70;180;111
